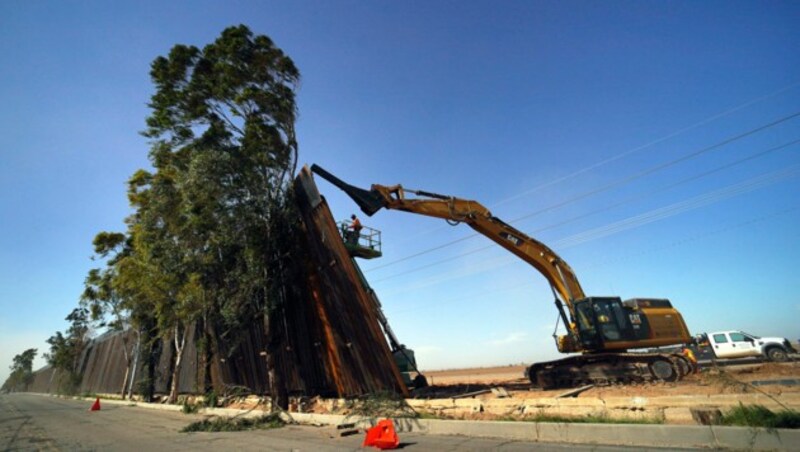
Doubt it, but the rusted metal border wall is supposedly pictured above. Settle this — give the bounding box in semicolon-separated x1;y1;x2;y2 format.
27;366;58;393
293;165;408;397
79;329;138;395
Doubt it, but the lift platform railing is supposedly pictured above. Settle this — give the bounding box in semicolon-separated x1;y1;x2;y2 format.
337;221;382;259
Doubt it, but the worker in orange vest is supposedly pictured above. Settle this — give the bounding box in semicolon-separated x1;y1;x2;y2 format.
682;346;699;373
347;214;362;245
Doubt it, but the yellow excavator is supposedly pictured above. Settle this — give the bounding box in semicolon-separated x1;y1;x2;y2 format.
311;164;694;388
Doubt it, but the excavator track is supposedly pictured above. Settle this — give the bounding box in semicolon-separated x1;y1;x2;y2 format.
526;353;689;389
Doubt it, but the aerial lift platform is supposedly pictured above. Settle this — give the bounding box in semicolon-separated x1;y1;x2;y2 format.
337;221;383;259
335;218;428;388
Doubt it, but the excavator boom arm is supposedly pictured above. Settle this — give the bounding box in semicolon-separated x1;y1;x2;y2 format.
310;165;586;317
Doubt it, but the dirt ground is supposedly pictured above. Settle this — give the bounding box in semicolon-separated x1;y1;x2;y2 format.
415;360;800;399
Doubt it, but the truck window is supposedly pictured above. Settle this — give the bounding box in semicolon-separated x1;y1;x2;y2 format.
729;332;747;342
712;333;728;343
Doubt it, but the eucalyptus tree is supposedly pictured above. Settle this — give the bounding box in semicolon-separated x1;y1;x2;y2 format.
2;348;37;392
44;308;91;394
81;231;139;399
137;25;301;405
122;165;200;403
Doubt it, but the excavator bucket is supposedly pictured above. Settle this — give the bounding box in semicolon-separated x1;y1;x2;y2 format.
311;164;386;216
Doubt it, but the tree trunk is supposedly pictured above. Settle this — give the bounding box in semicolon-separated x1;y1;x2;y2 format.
119;336;131;400
265;347;287;410
143;327;158;403
265;312;288;411
120;362;130;400
168;326;187;404
201;316;214;394
126;331;141;400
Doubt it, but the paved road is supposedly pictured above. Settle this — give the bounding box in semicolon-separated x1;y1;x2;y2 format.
1;393;694;451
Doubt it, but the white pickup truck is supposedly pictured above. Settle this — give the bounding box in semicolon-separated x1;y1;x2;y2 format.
695;331;797;362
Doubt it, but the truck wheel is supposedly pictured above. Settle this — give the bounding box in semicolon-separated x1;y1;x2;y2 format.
766;347;789;362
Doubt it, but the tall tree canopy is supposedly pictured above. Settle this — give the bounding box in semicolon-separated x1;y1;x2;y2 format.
44;308;90;393
30;24;303;403
1;348;37;392
126;24;302;403
144;24;300;187
81;231;140;399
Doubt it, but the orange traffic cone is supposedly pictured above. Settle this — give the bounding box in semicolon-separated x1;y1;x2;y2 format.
362;419;399;450
89;397;101;411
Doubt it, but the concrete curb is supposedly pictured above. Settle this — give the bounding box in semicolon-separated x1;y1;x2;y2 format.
408;419;799;450
41;394;800;450
284;413;800;450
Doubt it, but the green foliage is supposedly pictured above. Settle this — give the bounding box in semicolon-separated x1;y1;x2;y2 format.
82;266;123;330
204;389;218;408
13;348;38;371
133;24;302;337
722;404;800;429
44;308;91;395
92;232;127;258
118;24;303;404
84;231;132;333
135;376;154;400
344;391;418;421
182;400;200;414
44;309;89;370
54;370;83;396
180;414;285;432
38;24;304;406
1;348;38;392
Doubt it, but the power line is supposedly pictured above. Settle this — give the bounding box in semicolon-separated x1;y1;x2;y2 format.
492;81;800;209
521;138;800;236
388;205;799;317
394;81;800;243
553;165;799;249
370;139;800;283
376;166;799;291
366;111;800;272
507;112;800;223
585;206;800;269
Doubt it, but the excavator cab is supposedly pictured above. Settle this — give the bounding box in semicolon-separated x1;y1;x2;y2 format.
573;297;669;351
338;220;382;259
572;297;632;350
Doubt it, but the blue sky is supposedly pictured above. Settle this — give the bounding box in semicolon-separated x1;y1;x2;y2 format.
1;1;799;383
